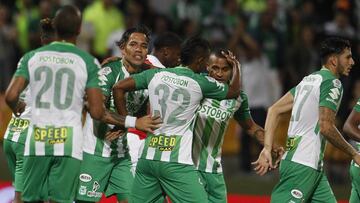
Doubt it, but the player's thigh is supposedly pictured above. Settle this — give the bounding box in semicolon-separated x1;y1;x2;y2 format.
48;156;81;203
105;157;134;201
130;159;163;203
310;173;336;203
349;165;360;203
76;152;114;202
22;156;51;202
13;142;25;192
160;162;207;203
3;140;16;180
4;141;25;192
198;171;227;203
271;160;321;203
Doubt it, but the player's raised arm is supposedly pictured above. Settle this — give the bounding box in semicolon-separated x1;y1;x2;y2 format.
252;91;293;175
113;77;137;115
222;50;241;99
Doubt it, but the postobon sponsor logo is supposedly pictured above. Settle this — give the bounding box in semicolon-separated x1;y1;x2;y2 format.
79;173;92;182
87;181;102;198
199;104;232;121
291;189;303;199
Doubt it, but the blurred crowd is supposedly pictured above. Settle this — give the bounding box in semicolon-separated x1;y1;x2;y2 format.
0;0;360;173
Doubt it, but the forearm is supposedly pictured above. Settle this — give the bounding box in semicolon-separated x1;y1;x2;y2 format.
263;116;278;151
247;127;264;145
322;125;357;156
113;88;128;116
227;62;241;98
5;97;20;113
99;109;126;128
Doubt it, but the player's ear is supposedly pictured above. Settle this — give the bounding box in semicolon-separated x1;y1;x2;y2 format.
329;55;338;67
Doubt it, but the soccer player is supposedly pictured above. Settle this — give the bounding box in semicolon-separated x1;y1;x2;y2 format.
113;36;241;202
343;98;360;203
3;17;56;203
76;25;152;203
145;32;182;68
192;50;283;203
252;37;360;202
126;31;183;171
5;6;159;203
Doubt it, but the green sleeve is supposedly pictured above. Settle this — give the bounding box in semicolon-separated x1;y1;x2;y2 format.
86;58;102;89
14;52;33;80
99;61;120;97
319;78;343;112
198;75;229;100
354;98;360;112
132;68;158;90
233;91;251;121
289;86;296;96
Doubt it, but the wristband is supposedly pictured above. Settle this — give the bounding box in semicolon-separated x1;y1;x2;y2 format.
125;116;137;128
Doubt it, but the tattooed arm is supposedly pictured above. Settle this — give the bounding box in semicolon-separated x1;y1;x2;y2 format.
237;119;264;145
319;107;358;157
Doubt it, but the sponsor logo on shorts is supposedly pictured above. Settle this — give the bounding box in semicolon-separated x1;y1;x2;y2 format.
87;181;102;198
79;186;87;195
79;173;92;182
291;189;303;199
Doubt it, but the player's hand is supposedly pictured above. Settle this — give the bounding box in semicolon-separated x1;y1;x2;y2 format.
14;100;26;117
105;128;125;141
252;148;273;176
352;153;360;166
221;50;241;73
101;56;122;66
135;114;162;133
271;146;285;168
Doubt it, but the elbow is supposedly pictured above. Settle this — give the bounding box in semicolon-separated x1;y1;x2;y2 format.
5;90;17;107
227;89;241;99
267;105;279;117
88;107;104;120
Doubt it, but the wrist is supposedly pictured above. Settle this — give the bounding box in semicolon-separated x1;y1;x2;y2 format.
264;144;272;152
125;116;137;128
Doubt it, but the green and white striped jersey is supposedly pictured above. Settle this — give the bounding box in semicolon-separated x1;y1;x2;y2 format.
132;66;229;165
4;88;31;144
14;41;101;160
193;91;251;173
351;98;360;167
82;59;148;157
284;68;343;170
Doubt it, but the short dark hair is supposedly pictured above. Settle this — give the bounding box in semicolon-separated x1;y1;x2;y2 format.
320;37;351;64
180;36;211;66
153;32;182;50
53;5;81;39
116;25;151;48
